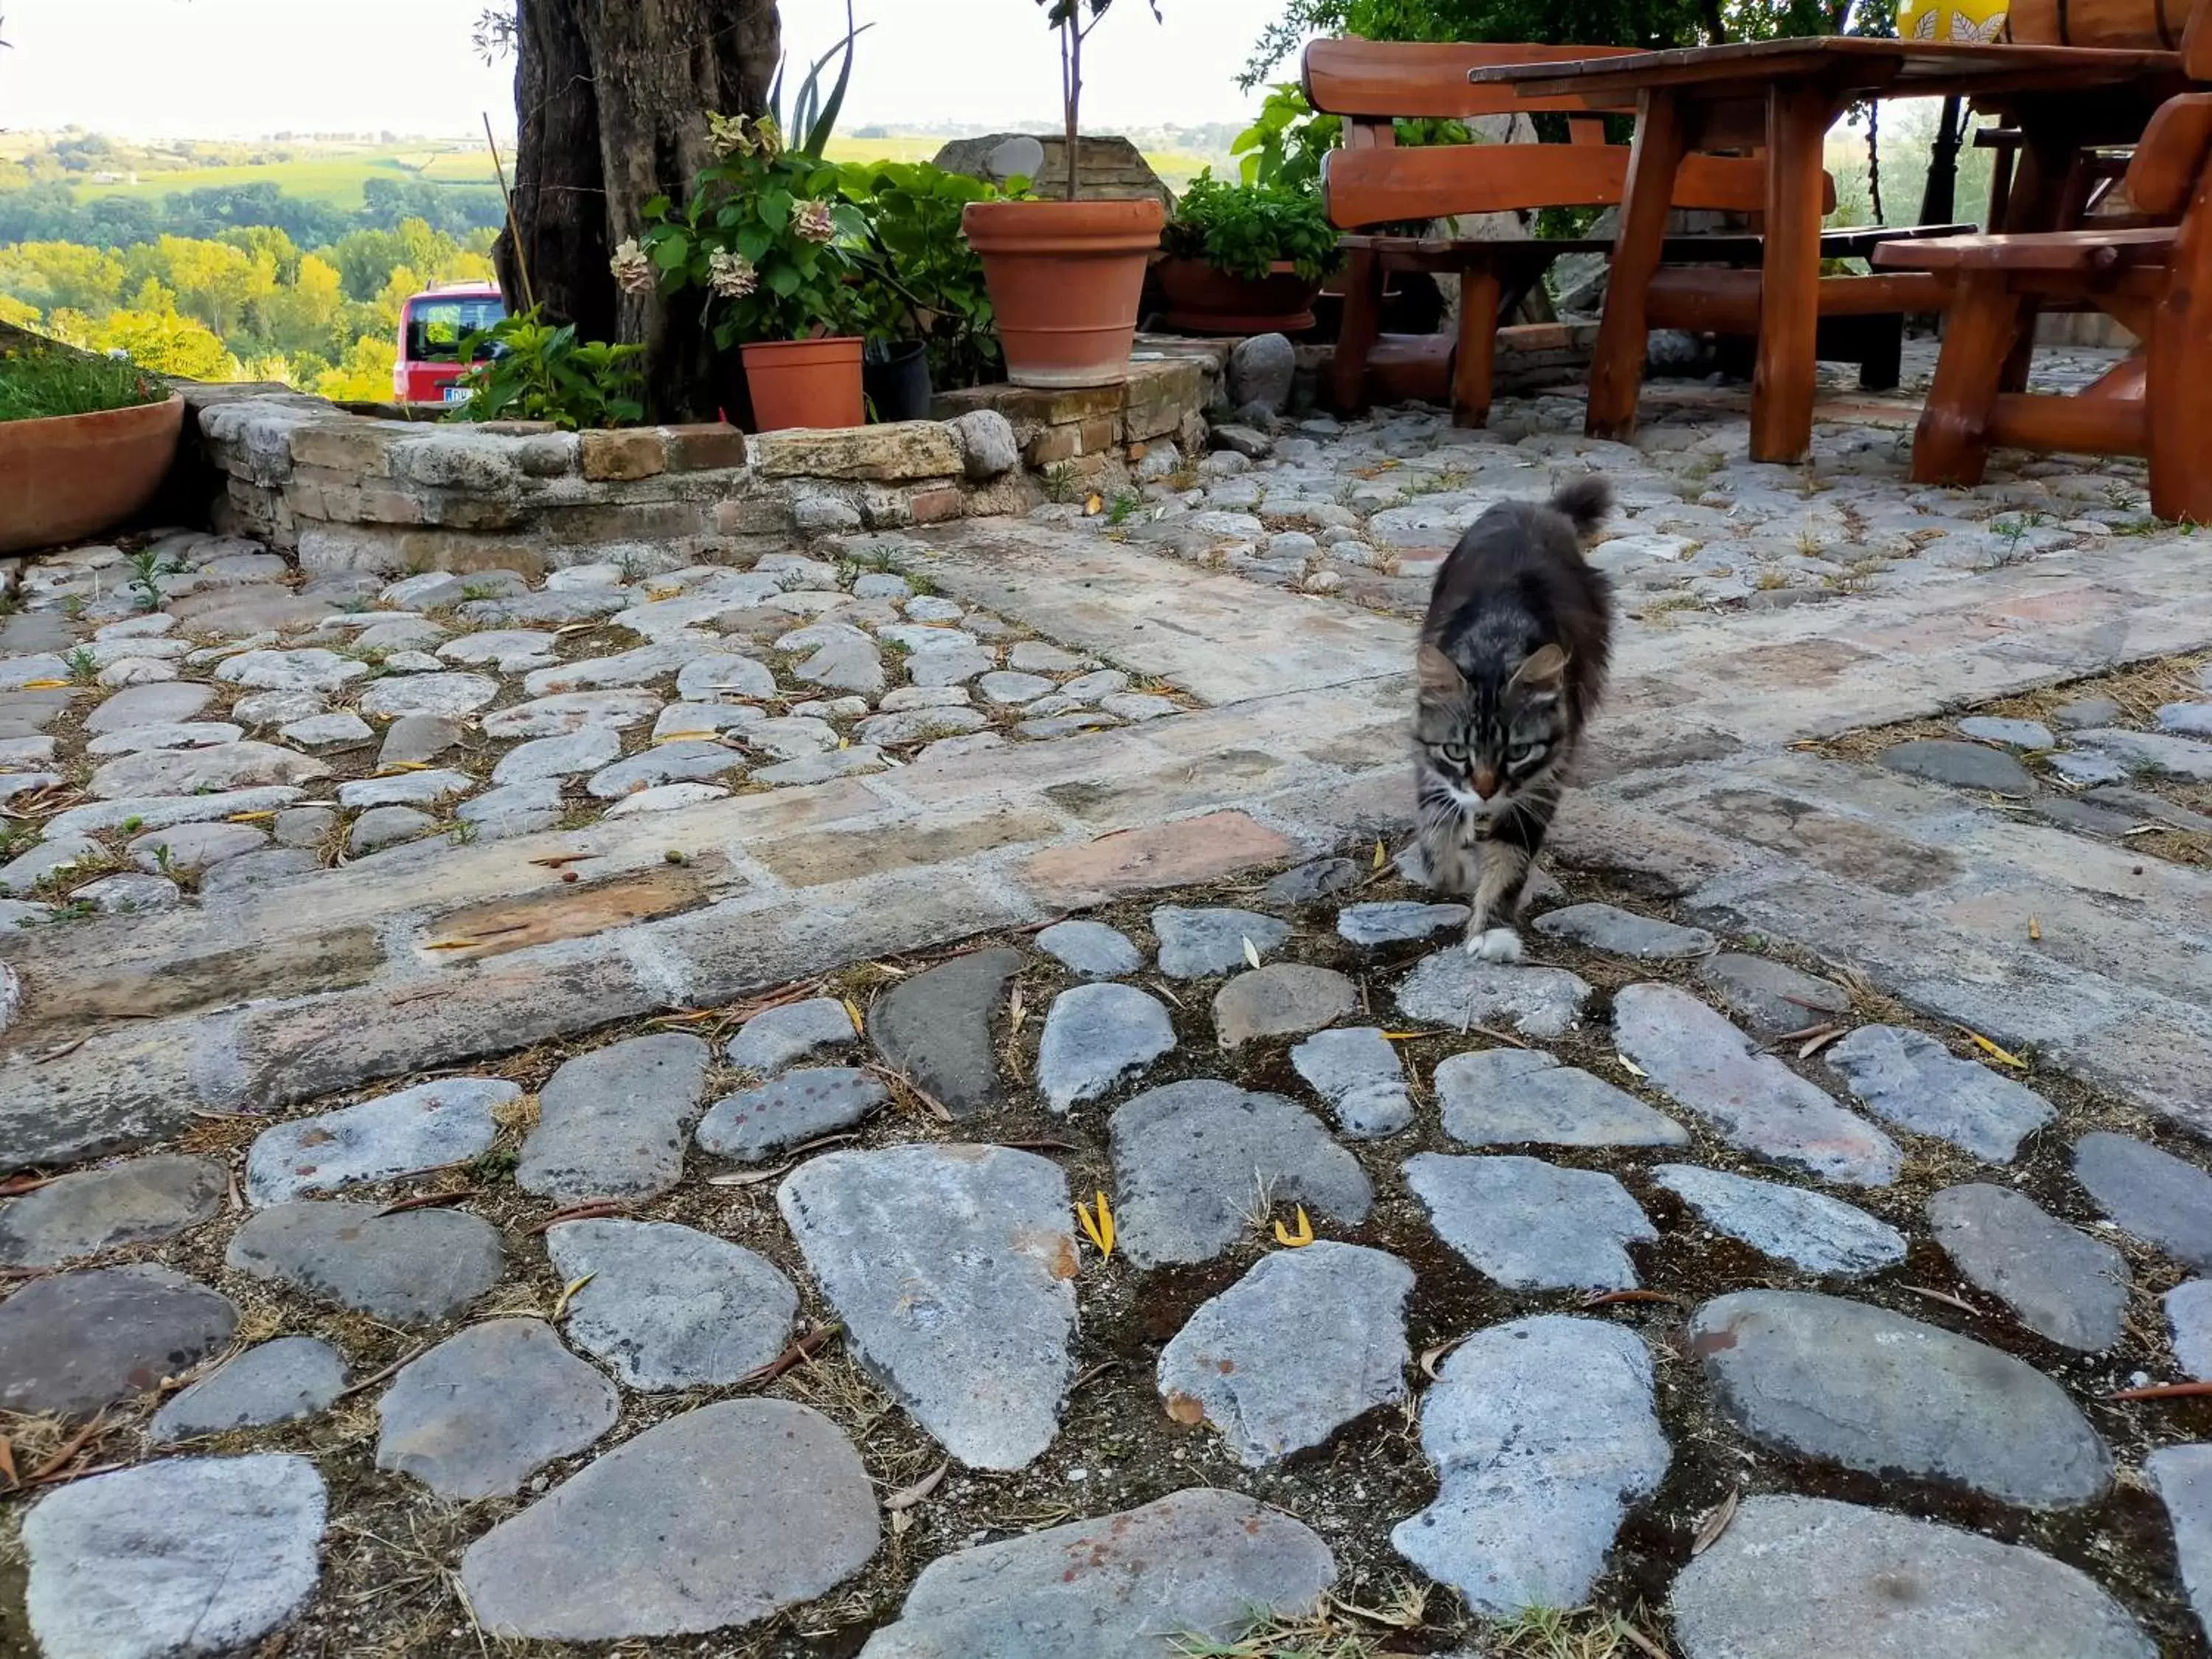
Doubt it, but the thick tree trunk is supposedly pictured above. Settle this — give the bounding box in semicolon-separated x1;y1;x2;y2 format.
497;0;781;420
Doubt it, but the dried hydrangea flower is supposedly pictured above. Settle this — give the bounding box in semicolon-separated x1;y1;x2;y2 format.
793;201;837;245
708;248;759;299
610;237;656;296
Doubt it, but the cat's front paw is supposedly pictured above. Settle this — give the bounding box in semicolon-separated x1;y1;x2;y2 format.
1463;926;1524;964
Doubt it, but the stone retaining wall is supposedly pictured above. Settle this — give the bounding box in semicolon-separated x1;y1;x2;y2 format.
177;346;1219;578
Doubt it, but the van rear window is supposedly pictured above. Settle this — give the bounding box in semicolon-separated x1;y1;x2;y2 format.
406;296;506;363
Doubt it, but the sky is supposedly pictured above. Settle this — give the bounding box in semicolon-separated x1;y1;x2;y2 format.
0;0;1293;141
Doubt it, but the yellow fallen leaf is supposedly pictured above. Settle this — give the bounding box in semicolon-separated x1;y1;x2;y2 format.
1083;493;1104;516
1273;1206;1314;1248
1372;838;1387;870
842;998;865;1034
1380;1031;1425;1041
1616;1055;1649;1078
226;810;276;823
18;679;69;690
551;1272;595;1319
2028;916;2042;942
1076;1191;1115;1259
375;761;432;775
653;731;718;745
1241;936;1262;970
422;938;486;951
1958;1026;2028;1069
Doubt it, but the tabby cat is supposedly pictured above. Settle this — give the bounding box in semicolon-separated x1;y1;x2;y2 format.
1412;476;1614;961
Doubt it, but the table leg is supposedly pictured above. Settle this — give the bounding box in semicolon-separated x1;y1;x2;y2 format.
1586;88;1686;441
1994;119;2079;394
1454;267;1502;428
1331;245;1382;417
1750;83;1832;465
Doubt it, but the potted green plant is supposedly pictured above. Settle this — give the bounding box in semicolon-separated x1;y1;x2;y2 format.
0;333;184;555
841;159;1016;415
637;113;868;431
959;1;1166;388
1156;170;1343;334
447;308;645;430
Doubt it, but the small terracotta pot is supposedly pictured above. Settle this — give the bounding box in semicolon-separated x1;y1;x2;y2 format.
961;198;1165;389
741;336;865;432
1155;257;1324;335
0;392;185;556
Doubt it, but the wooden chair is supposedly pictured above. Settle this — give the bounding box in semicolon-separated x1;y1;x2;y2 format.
1874;18;2212;518
1306;38;1959;425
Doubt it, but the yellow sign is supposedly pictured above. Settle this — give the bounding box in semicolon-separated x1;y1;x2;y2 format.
1899;0;2009;41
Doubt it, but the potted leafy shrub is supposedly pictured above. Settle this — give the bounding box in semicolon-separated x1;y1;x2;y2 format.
959;1;1166;388
639;111;868;431
1156;170;1343;334
842;160;1016;416
0;333;184;555
447;309;644;430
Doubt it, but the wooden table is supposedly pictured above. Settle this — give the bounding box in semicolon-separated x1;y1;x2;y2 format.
1467;38;2183;462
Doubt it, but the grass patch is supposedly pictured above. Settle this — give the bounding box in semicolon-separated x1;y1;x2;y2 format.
0;341;167;423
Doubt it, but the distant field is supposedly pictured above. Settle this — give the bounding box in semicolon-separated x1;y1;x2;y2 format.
71;147;499;206
827;136;1228;189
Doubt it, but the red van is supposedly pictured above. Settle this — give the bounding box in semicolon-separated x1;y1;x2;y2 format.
392;282;507;407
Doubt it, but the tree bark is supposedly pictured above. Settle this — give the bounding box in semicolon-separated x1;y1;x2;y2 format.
497;0;781;420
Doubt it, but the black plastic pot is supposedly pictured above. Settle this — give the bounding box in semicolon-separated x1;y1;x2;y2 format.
863;339;933;423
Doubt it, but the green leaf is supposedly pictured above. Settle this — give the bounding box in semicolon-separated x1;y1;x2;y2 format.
761;190;793;233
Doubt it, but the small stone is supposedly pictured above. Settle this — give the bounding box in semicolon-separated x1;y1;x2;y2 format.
1960;715;2056;749
279;711;373;749
215;647;368;692
1264;857;1363;905
546;1220;796;1391
1690;1290;2110;1508
1110;1081;1372;1267
653;701;763;740
1880;737;2037;793
781;1145;1076;1468
1928;1183;2129;1352
439;629;558;670
1035;919;1141;978
1228;332;1297;412
518;1033;710;1202
1007;640;1093;673
1657;1164;1905;1276
978;669;1056;705
952;408;1020;478
791;633;884;702
1016;710;1119;739
358;671;499;719
587;740;745;799
126;819;265;875
754;747;886;785
2053;696;2124;729
859;1488;1332;1659
2073;726;2212;781
230;689;326;727
1290;1026;1413;1138
697;1068;888;1161
855;706;989;747
271;806;337;848
150;1338;347;1442
1694;953;1850;1037
1153;905;1291;978
1099;691;1177;721
676;653;776;701
1436;1047;1688;1147
725;997;858;1075
2171;1280;2212;1380
2048;748;2131;786
866;947;1021;1118
1057;669;1128;703
1396;948;1594;1040
458;780;563;840
1614;984;1900;1186
739;715;839;759
0;1265;237;1415
0;1155;223;1267
246;1077;519;1206
21;1453;327;1659
1533;901;1716;959
1158;1242;1412;1465
337;768;473;809
1669;1495;2154;1659
347;804;436;855
1337;900;1469;945
1392;1315;1669;1618
226;1201;503;1326
378;1318;616;1499
2073;1133;2212;1270
1214;963;1355;1048
463;1399;878;1641
1405;1153;1655;1290
84;679;212;731
84;720;242;756
481;689;662;739
493;725;623;785
90;739;327;800
853;572;912;599
1825;1024;2053;1162
2159;703;2212;737
2150;1446;2212;1645
1037;982;1176;1113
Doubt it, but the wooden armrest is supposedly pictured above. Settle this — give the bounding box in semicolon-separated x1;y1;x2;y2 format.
1874;226;2176;272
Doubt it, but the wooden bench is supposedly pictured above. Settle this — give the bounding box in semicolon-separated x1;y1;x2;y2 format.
1875;88;2212;518
1306;37;1960;425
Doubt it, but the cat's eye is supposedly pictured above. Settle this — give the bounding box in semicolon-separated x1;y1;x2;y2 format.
1506;741;1543;765
1439;742;1469;763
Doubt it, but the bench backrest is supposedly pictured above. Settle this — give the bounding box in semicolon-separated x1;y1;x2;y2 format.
1303;36;1792;230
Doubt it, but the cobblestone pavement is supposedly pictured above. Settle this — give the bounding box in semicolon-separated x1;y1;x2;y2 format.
5;355;2212;1658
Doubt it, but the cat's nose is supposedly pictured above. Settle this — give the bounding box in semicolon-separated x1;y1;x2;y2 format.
1472;765;1500;798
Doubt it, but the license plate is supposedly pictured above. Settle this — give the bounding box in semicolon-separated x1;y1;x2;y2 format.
442;383;473;405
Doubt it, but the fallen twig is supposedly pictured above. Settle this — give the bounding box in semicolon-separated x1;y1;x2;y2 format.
2109;1380;2212;1402
377;1188;482;1217
1902;1284;1979;1315
338;1343;429;1399
740;1322;844;1388
525;1200;627;1235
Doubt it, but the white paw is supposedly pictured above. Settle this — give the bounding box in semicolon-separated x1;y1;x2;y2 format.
1464;926;1524;963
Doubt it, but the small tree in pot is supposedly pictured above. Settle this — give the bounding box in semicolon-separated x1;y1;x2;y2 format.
960;1;1166;388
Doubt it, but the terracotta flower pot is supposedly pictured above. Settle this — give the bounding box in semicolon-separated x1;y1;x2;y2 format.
961;198;1165;389
741;336;865;433
1155;257;1324;336
0;392;185;556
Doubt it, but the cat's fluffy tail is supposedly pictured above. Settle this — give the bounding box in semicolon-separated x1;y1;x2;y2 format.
1549;475;1613;538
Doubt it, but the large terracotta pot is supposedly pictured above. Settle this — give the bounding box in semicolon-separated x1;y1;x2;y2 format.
961;198;1165;388
741;336;864;433
1155;257;1324;335
0;392;185;556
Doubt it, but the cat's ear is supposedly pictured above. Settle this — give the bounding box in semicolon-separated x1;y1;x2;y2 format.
1416;644;1465;697
1510;643;1570;689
